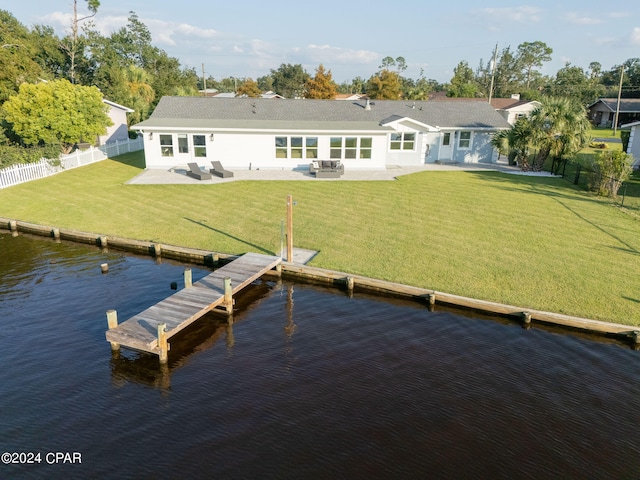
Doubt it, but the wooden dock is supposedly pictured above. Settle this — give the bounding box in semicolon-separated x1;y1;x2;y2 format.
105;253;281;362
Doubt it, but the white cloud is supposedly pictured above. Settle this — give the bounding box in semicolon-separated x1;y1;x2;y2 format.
306;44;378;65
631;27;640;46
480;6;543;23
565;12;602;25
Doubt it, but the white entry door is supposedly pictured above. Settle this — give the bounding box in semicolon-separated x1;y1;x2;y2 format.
440;132;453;161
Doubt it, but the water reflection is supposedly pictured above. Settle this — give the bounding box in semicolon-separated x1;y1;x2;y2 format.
107;279;277;389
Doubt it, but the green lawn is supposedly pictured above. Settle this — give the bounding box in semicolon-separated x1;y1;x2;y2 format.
2;151;640;326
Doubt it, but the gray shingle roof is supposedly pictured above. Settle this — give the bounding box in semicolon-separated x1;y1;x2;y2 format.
133;96;511;131
588;98;640;112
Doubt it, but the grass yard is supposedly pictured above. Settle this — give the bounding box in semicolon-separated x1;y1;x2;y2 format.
2;151;640;326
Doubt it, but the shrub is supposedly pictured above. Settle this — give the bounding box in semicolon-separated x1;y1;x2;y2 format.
590;150;634;197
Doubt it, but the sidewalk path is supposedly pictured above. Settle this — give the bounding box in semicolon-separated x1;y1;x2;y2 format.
126;162;556;185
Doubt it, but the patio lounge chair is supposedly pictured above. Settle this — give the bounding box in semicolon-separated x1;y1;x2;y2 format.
186;162;212;180
210;161;234;178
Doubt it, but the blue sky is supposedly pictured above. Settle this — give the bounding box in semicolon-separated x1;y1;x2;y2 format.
6;1;640;84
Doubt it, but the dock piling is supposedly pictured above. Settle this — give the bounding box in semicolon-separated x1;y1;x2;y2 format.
184;268;192;288
157;323;168;363
106;310;120;351
223;277;233;314
346;276;355;291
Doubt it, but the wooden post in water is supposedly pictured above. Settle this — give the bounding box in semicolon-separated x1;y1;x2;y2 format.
223;276;233;314
9;220;17;236
286;194;293;262
99;236;108;248
106;310;120;351
152;244;162;257
52;228;60;240
428;293;436;306
157;323;168;363
184;268;192;288
346;276;354;291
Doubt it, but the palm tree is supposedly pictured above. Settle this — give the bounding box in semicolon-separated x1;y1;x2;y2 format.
527;96;590;171
491;117;535;170
491;97;591;172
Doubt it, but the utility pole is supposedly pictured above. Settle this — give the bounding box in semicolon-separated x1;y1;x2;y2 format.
488;43;498;104
613;65;624;136
202;63;206;95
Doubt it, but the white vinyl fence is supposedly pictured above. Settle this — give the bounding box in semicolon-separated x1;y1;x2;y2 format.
0;137;143;189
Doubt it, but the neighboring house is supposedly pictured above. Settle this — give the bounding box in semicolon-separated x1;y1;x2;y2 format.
492;98;540;125
621;120;640;168
588;98;640;127
99;100;134;145
429;94;538;125
132;97;511;170
204;91;285;99
335;93;368;101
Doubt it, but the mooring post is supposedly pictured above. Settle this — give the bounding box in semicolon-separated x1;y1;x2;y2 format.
152;244;162;257
106;310;120;351
184;268;192;288
223;276;233;314
101;263;109;274
428;293;436;306
99;236;108;248
346;276;354;291
52;228;60;240
522;312;532;326
286;194;293;262
157;323;168;364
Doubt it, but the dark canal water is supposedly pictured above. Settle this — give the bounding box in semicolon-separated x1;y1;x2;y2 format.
1;232;639;479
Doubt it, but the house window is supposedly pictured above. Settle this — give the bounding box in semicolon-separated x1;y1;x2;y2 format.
275;137;288;158
291;137;303;158
160;134;173;157
331;137;372;159
345;137;357;159
193;135;206;157
276;136;319;159
390;132;415;150
360;137;372;159
330;137;343;159
458;131;471;149
178;134;189;153
306;137;318;159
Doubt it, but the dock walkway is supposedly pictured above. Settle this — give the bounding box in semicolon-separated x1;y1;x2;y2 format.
106;252;281;361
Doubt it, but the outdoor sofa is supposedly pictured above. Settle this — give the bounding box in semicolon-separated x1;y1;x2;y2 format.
309;160;344;178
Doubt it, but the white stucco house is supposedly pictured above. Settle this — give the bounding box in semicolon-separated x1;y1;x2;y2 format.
492;98;540;125
99;99;134;145
132;97;511;171
621;120;640;168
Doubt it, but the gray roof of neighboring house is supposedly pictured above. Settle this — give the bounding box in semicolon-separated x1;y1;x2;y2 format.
588;98;640;112
133;96;511;131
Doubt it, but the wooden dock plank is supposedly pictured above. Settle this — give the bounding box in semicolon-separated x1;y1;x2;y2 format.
106;253;281;357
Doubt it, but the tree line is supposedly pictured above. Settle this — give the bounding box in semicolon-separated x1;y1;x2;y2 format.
1;3;640;166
